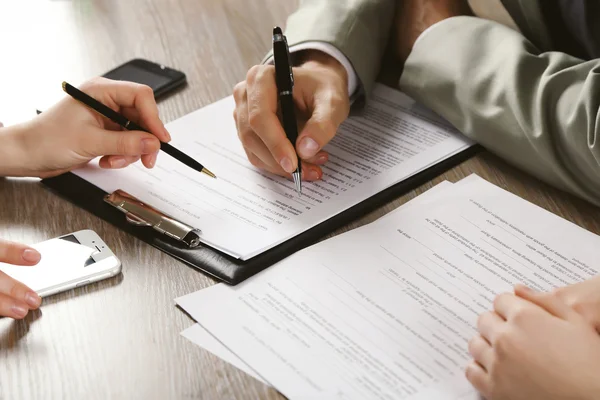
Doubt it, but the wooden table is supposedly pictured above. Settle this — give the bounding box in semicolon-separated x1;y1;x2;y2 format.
1;1;600;399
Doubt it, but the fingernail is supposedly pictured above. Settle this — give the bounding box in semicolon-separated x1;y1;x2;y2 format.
298;137;320;158
25;292;41;308
306;168;321;181
516;284;535;293
110;157;128;169
141;139;155;154
163;128;172;142
149;152;158;168
11;304;27;318
315;154;328;165
280;157;294;174
22;249;41;263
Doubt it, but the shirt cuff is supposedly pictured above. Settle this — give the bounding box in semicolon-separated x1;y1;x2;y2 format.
415;21;445;46
264;42;359;98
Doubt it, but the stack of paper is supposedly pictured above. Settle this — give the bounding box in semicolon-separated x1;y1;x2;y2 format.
73;84;472;260
177;175;599;399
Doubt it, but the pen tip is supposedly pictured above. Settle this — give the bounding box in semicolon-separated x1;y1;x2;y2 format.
202;168;217;179
292;172;302;196
273;26;282;35
61;81;67;92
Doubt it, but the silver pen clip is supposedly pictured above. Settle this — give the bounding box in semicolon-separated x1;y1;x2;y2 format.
104;190;202;248
284;36;294;87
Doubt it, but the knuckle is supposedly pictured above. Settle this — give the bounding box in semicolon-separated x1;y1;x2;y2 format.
138;84;154;98
309;115;337;139
467;337;477;355
238;128;255;149
464;364;475;381
246;65;263;84
233;82;246;101
477;312;490;331
329;93;348;111
493;293;508;310
116;134;132;155
550;286;568;301
511;305;531;323
570;300;588;316
8;280;23;299
269;141;288;158
247;110;262;130
247;65;274;86
243;149;262;168
80;76;104;91
248;155;262;168
493;329;512;355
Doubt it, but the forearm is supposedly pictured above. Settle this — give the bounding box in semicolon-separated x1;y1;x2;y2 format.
400;16;600;205
0;123;31;177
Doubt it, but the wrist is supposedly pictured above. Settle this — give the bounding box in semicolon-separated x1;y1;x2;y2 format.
397;0;471;61
296;50;349;88
0;122;34;177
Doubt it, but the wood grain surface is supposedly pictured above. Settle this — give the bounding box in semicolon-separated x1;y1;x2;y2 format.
1;1;600;400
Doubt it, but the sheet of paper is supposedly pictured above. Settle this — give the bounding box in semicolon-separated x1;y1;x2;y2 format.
181;324;268;384
73;84;472;259
180;181;456;386
0;239;95;293
177;175;599;399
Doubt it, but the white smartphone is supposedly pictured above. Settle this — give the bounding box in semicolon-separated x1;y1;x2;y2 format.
0;229;122;297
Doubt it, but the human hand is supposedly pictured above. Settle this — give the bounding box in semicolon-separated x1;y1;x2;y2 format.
0;239;42;319
233;50;349;180
1;77;170;178
539;276;600;332
395;0;471;62
466;284;600;400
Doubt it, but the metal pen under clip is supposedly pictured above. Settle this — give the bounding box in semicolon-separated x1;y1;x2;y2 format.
104;190;202;248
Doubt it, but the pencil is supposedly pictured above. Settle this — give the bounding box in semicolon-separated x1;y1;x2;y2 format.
61;81;216;179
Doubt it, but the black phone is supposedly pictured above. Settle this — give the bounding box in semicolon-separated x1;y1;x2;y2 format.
103;58;187;99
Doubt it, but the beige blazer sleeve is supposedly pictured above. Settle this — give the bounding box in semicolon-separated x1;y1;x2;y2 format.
401;16;600;205
273;0;395;97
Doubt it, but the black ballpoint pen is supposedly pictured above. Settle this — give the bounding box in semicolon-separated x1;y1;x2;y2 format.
272;26;302;196
61;81;216;179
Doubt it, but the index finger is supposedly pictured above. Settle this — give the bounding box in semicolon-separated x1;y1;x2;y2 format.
0;239;41;266
81;78;171;143
246;66;297;173
514;284;573;320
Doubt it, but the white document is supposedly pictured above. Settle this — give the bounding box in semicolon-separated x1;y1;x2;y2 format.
177;175;599;399
181;324;268;384
73;84;471;259
0;239;95;293
180;181;456;386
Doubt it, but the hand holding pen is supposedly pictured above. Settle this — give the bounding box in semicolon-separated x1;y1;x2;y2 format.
232;29;350;187
2;78;169;178
62;80;215;178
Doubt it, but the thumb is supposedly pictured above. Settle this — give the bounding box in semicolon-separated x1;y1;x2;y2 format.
88;128;160;157
296;93;349;159
515;284;574;321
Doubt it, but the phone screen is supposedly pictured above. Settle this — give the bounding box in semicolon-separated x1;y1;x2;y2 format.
60;234;96;266
103;64;172;92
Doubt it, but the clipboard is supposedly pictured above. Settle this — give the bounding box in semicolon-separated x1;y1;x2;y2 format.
41;145;480;285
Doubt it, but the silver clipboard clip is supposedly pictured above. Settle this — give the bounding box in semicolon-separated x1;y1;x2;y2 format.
104;190;202;248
